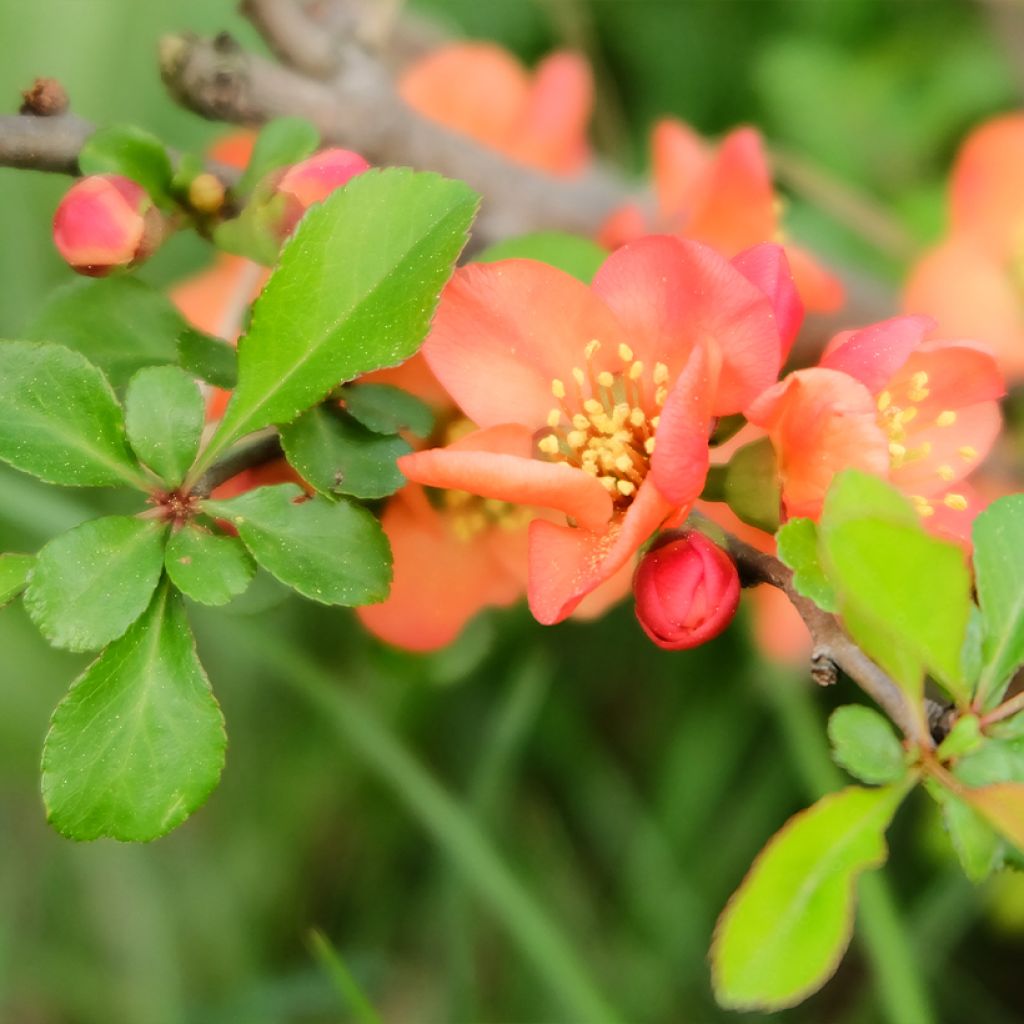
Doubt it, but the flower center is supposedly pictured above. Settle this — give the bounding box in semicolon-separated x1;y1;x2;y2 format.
536;340;668;511
443;489;532;541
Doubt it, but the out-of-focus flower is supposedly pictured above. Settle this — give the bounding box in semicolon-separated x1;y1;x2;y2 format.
53;174;164;276
273;147;371;237
399;42;593;175
599;120;844;313
633;529;740;650
748;315;1005;537
399;236;789;625
904;115;1024;381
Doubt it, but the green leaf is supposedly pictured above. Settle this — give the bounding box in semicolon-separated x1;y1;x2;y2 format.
27;276;185;390
124;366;204;488
961;783;1024;853
0;553;35;607
280;405;411;499
203;485;392;606
828;706;907;784
78;124;174;204
776;518;838;612
475;231;607;283
340;383;435;438
711;784;908;1011
819;472;971;704
724;437;780;533
213;196;289;267
0;341;144;488
973;495;1024;706
25;516;167;651
235;117;319;196
165;526;255;606
201;169;478;470
936;713;983;761
41;584;226;841
941;794;1003;883
177;327;238;390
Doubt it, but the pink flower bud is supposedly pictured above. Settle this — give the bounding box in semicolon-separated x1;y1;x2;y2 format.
275;148;371;235
633;530;740;650
53;174;163;276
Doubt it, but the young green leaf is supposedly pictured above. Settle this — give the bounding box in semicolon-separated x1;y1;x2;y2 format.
125;366;204;487
724;437;781;533
475;231;607;283
828;705;907;784
972;495;1024;707
776;518;838;612
41;585;226;841
961;783;1024;852
936;713;983;761
27;277;184;389
340;383;435;438
25;516;167;651
235;116;319;196
0;553;35;607
711;784;908;1011
177;327;238;390
280;406;411;500
201;169;478;469
0;341;144;488
213;196;290;267
203;485;392;606
78;124;174;204
165;526;255;606
941;793;1003;883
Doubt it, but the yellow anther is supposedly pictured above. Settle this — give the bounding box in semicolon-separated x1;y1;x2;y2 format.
650;415;660;429
483;498;506;514
644;436;656;454
616;480;636;496
537;435;561;455
630;408;646;428
907;371;930;402
919;505;935;518
911;495;935;518
936;410;957;426
597;371;615;388
585;339;601;360
653;362;670;385
547;409;562;428
628;361;644;380
614;453;634;473
581;462;599;476
655;387;668;407
877;391;892;412
944;493;969;511
599;476;618;493
583;398;604;416
572;367;586;387
958;446;978;462
888;442;906;459
897;407;918;425
937;464;955;481
572;413;590;431
618;343;634;362
551;379;566;399
567;430;588;448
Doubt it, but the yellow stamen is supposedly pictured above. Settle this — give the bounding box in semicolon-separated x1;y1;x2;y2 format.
958;446;977;462
877;391;892;412
546;409;562;428
618;343;634;362
551;379;566;400
537;435;560;455
616;480;636;496
944;493;969;511
653;362;670;385
936;410;957;427
585;339;601;360
597;371;615;389
937;464;954;481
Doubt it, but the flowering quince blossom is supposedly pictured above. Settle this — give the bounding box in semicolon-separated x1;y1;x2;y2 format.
904;114;1024;381
398;235;795;625
398;42;593;175
747;314;1006;538
598;119;844;313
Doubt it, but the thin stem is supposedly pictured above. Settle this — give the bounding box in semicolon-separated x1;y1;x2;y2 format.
189;430;282;497
307;930;384;1024
980;688;1024;729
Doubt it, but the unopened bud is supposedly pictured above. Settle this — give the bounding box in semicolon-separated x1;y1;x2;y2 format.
188;172;226;214
52;174;164;276
275;147;370;236
633;530;740;650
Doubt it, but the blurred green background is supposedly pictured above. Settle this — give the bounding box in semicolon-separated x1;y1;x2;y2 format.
1;1;1023;1021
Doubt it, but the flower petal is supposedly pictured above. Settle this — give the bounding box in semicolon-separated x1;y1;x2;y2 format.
731;243;804;359
398;423;614;530
652;117;709;222
819;315;935;393
784;243;845;314
423;260;628;430
170;254;269;339
518;52;593;174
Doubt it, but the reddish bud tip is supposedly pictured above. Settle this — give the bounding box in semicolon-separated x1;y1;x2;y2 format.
275;148;371;235
53;174;163;276
633;530;740;650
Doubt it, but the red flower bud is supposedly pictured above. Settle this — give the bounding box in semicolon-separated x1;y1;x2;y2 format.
53;174;164;276
275;148;371;236
633;530;740;650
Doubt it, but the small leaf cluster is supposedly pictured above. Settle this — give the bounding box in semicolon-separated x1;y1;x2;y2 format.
713;471;1024;1012
1;167;478;842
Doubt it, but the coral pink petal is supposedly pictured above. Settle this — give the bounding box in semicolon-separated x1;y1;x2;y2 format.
518;52;593;175
651;345;713;505
424;260;628;429
598;203;649;250
950;114;1024;257
208;132;256;170
750;583;813;664
527;480;675;624
904;239;1024;382
398;43;528;153
398;424;613;530
652;118;710;221
731;243;804;359
363;353;453;411
171;255;269;339
357;486;522;651
686;127;777;254
784;243;845;314
894;342;1006;409
819;315;935;393
591;236;782;413
921;482;989;547
571;559;633;620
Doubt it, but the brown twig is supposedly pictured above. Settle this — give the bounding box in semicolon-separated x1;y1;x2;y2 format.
191;429;283;498
0;112;93;174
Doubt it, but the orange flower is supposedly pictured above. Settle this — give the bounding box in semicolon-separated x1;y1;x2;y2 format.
904;114;1024;381
600;119;843;313
399;236;789;625
747;315;1005;539
398;42;593;175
